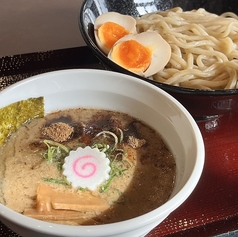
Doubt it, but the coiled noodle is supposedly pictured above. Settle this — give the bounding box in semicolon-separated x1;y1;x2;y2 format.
136;7;238;90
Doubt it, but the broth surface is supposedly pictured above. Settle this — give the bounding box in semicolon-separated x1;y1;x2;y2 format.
0;108;176;225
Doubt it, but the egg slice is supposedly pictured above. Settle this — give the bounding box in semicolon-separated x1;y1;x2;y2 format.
94;12;137;54
108;32;171;78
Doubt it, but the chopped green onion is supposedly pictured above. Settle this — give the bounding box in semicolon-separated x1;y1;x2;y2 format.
94;131;119;151
43;139;69;153
42;177;69;186
42;129;130;193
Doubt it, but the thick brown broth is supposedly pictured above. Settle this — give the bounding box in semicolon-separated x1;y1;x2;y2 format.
0;108;176;225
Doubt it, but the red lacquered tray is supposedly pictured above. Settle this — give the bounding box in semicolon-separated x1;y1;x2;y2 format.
0;47;238;237
147;112;238;236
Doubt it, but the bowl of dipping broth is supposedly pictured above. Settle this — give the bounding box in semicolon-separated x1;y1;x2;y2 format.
0;69;204;237
79;0;238;120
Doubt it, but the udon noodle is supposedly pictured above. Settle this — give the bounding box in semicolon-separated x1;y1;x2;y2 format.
136;7;238;90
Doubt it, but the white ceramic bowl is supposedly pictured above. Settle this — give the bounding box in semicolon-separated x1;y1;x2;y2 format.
0;69;204;237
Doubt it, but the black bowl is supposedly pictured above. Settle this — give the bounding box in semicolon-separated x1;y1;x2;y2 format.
78;0;238;120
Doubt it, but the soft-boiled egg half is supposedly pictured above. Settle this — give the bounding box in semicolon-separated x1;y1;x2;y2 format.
108;32;171;78
94;12;137;54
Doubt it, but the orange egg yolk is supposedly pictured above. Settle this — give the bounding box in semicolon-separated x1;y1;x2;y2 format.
97;22;129;50
110;40;152;73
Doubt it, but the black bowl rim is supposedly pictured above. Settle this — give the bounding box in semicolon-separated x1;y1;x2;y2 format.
78;1;238;96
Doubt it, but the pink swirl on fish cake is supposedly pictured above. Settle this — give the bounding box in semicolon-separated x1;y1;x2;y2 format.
73;155;97;178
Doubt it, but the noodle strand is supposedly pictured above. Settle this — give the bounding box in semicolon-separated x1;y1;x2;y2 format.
136;7;238;90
